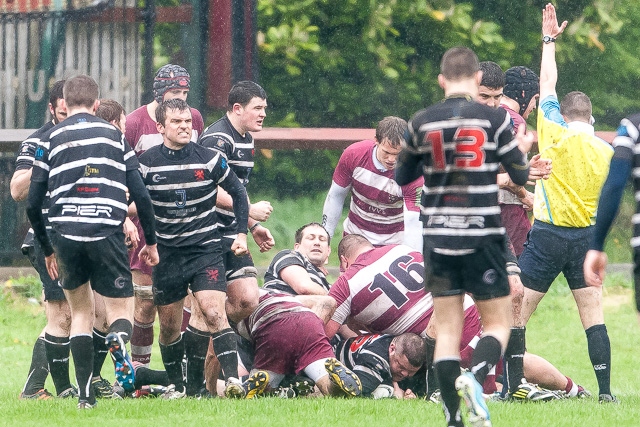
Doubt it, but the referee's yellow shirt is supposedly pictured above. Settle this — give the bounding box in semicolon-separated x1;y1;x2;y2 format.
534;96;613;227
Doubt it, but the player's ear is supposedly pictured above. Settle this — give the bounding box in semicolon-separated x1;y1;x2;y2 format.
476;70;483;86
437;74;446;90
156;121;165;134
93;99;100;113
294;242;300;251
232;102;243;115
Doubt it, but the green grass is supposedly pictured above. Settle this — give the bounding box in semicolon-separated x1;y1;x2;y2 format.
3;273;640;427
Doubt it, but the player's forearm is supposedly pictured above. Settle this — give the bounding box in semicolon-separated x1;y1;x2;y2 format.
26;180;53;256
127;169;157;245
539;42;558;99
590;153;632;251
10;168;32;202
322;182;349;237
220;172;249;234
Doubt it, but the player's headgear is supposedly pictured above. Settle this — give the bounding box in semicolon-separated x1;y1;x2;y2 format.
503;66;539;116
153;64;190;104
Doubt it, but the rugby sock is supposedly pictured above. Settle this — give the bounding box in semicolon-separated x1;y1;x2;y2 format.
22;337;49;395
92;328;109;378
585;324;612;396
181;307;191;333
564;376;578;396
505;327;526;394
211;328;239;380
433;359;463;427
183;326;210;395
70;334;95;404
470;335;502;385
131;319;154;366
44;333;72;395
109;318;133;344
135;366;170;389
159;336;185;391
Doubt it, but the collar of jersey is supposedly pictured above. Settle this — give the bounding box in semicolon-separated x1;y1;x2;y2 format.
161;141;193;159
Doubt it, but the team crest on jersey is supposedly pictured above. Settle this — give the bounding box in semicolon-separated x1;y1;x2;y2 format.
216;140;225;147
21;144;30;154
114;276;127;289
35;146;44;160
206;268;219;281
194;169;205;181
175;189;187;208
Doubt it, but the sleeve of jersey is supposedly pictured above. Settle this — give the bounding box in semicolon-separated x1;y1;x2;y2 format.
15;137;38;170
30;143;50;183
590;131;634;251
216;159;249;234
123;137;140;171
322;182;349;237
329;279;351;325
192;109;205;134
537;95;567;152
332;146;355;187
271;250;305;276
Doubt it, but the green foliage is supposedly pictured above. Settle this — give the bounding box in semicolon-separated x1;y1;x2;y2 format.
4;275;42;300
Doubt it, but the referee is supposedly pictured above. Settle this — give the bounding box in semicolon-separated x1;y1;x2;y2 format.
27;75;159;409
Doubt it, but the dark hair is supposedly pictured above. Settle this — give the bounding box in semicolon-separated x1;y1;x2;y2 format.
156;98;190;126
503;66;539;116
375;116;407;148
49;80;65;107
153;64;190;104
295;222;330;245
394;333;427;368
63;75;99;109
479;61;505;89
96;99;125;124
337;234;372;260
228;81;267;111
560;91;592;122
440;47;479;81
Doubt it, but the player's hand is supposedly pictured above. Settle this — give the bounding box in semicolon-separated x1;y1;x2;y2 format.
251;225;275;252
123;217;140;251
232;234;248;256
139;244;159;267
542;3;568;39
518;190;535;211
528;154;552;180
584;249;607;287
402;388;417;399
515;124;535;155
249;201;273;222
45;253;59;281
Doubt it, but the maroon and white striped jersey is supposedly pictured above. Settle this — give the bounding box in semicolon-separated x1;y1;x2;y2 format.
237;289;311;341
329;245;433;336
328;140;422;245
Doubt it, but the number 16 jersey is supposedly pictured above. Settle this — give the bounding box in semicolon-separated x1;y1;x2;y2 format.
329;245;433;336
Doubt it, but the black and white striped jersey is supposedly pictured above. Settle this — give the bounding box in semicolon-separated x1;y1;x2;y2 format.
334;334;393;396
403;96;527;251
262;249;330;295
199;115;254;236
31;113;137;242
138;141;244;248
15;121;55;247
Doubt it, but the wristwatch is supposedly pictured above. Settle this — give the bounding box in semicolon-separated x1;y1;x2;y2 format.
542;35;556;44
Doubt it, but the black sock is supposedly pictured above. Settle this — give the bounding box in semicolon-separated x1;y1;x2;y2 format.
159;336;185;390
109;318;133;344
586;324;612;396
183;326;210;395
434;359;463;427
70;335;95;404
92;328;109;378
44;333;72;395
505;327;525;393
470;335;502;385
211;328;238;380
22;337;49;395
135;366;170;388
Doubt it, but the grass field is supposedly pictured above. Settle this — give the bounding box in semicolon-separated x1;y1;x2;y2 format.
2;274;640;427
3;193;640;426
